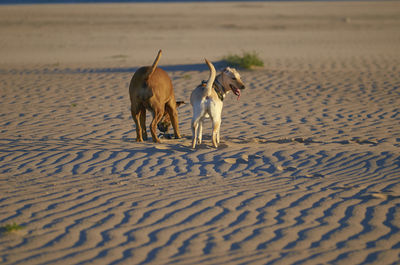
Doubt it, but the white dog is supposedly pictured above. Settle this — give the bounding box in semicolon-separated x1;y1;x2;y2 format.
190;59;245;148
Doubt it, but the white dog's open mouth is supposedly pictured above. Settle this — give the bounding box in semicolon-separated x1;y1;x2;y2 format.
230;85;241;100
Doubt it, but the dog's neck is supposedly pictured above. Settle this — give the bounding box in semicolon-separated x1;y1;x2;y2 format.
213;74;226;101
201;74;226;101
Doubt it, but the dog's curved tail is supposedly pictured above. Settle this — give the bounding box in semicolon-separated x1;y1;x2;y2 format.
146;49;162;79
204;58;216;98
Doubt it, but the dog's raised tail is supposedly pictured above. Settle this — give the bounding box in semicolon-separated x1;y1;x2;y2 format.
146;49;162;79
204;59;216;97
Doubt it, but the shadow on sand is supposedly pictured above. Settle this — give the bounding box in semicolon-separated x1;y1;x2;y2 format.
79;61;230;73
10;61;231;75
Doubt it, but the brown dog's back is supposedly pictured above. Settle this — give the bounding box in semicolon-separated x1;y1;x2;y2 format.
129;67;174;107
129;49;181;143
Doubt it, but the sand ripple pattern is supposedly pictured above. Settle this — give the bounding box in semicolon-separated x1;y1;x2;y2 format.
1;58;400;265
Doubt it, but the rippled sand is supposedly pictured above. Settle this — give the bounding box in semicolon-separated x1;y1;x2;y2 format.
1;2;400;265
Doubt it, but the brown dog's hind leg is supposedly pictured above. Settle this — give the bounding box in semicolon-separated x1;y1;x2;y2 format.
166;101;181;139
139;107;147;141
131;105;144;142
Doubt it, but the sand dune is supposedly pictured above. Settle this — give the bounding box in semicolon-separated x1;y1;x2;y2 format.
1;2;400;265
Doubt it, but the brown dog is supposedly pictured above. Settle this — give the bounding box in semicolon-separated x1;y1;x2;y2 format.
129;50;181;143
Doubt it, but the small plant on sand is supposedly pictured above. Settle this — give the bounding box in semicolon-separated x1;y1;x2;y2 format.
223;51;264;69
0;223;24;234
182;73;192;80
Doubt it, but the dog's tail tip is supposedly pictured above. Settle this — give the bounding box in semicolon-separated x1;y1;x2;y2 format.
204;58;213;66
203;58;216;97
154;49;162;62
204;59;215;69
146;49;163;79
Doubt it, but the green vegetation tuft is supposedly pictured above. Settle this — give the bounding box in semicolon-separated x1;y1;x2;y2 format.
223;51;264;69
0;223;24;234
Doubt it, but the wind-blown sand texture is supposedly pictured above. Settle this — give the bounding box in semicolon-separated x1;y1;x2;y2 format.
1;2;400;265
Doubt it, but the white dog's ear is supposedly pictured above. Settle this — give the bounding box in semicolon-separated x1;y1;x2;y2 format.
224;67;232;73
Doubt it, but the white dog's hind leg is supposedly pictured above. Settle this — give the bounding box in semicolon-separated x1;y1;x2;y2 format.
192;105;207;148
216;125;220;145
191;118;199;149
197;119;204;145
211;118;221;148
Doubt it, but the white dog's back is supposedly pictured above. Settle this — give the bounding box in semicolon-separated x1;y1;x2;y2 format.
190;59;245;148
190;85;221;119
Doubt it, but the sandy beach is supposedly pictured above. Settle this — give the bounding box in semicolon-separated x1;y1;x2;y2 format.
1;1;400;264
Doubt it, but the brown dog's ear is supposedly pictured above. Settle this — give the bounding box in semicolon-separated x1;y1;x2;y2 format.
176;101;185;107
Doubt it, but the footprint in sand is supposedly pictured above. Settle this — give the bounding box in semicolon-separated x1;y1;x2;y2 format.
223;158;237;164
304;173;324;178
370;192;400;200
223;154;251;164
154;145;171;150
277;165;297;172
